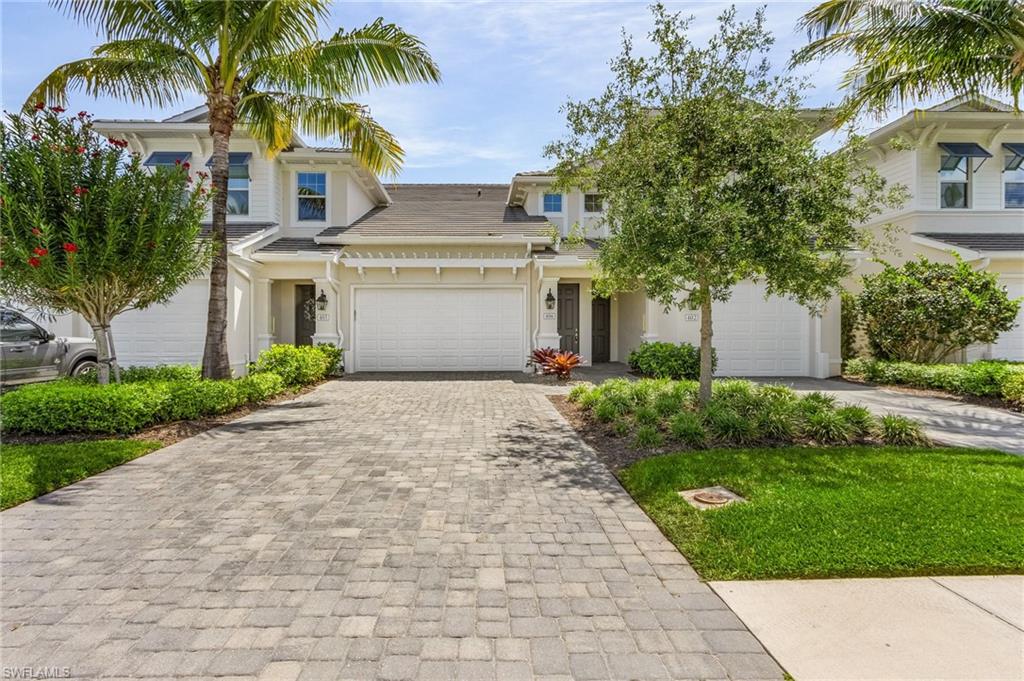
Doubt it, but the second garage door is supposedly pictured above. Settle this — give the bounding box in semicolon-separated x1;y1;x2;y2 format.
353;287;526;371
712;282;811;376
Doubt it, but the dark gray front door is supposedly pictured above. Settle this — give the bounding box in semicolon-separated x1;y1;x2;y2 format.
557;283;579;353
295;284;316;346
592;296;611;363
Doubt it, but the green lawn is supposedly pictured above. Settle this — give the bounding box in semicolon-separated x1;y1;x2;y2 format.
1;440;162;509
619;446;1024;580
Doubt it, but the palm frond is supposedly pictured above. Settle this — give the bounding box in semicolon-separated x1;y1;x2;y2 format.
239;92;403;175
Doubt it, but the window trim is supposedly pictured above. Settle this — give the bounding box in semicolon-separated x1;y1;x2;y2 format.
542;192;563;214
294;170;329;224
206;153;252;217
583;193;604;214
1004;150;1024;209
938;153;971;210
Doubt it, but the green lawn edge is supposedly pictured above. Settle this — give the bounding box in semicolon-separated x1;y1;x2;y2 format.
1;440;163;510
618;445;1024;580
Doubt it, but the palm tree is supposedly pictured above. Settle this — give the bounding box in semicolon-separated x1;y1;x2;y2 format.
27;0;440;379
793;0;1024;124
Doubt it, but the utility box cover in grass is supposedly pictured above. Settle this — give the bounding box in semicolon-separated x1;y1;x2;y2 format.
679;486;747;510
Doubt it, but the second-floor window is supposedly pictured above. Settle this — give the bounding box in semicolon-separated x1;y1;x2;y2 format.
205;152;251;216
1005;144;1024;208
297;172;327;221
543;192;562;213
939;154;970;209
584;194;604;213
143;151;190;168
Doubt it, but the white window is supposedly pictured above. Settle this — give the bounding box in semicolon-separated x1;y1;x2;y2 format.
543;193;562;213
204;153;251;216
584;194;604;213
297;172;327;221
1004;145;1024;208
939;154;970;209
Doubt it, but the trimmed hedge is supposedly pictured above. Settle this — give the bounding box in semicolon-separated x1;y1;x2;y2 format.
627;342;716;380
845;358;1024;407
568;377;928;448
1;345;334;435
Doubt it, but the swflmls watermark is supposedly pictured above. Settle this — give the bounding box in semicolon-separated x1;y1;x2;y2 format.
1;668;72;679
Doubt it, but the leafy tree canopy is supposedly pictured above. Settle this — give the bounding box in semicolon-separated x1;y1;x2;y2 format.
0;107;210;383
546;4;907;400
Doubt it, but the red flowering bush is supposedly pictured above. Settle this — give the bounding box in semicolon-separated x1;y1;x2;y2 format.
1;107;211;383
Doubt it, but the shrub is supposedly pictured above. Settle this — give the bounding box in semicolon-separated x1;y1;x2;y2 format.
712;380;758;413
568;382;596;403
156;380;243;421
628;379;669;407
612;418;632;437
805;410;854;445
250;344;330;386
668;411;706;447
836;405;875;438
840;288;860;364
844;358;1024;401
879;414;929;446
1002;372;1024;408
1;382;164;434
653;390;685;416
633;424;664;449
235;372;286;403
797;391;837;416
858;257;1020;363
316;343;344;376
634;405;660;426
754;400;798;441
702;403;758;444
627;341;716;380
69;364;202;384
594;396;626;422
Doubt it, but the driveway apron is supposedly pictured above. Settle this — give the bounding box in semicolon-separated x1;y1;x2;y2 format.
0;377;782;680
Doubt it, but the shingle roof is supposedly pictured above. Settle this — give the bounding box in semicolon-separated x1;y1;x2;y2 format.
254;238;337;254
535;239;602;260
318;184;550;239
916;232;1024;252
199;222;276;242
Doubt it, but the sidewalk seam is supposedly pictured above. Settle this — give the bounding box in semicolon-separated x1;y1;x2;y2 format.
929;578;1024;633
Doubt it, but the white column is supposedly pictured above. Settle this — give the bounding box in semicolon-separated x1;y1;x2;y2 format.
537;276;561;349
255;278;275;353
311;278;341;346
641;296;660;343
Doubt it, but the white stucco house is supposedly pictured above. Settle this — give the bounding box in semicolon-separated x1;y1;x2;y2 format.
48;97;1022;376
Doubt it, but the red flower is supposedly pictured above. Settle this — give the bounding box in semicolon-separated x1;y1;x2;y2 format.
77;111;88;118
73;186;88;196
146;241;156;249
182;161;190;170
33;102;45;111
75;146;86;154
33;247;48;257
49;106;65;113
27;257;41;267
30;134;40;141
106;138;128;149
62;242;78;253
31;227;41;236
92;151;101;158
185;176;193;184
0;260;4;268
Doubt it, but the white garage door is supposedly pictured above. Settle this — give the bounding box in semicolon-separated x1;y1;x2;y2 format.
354;287;526;371
991;279;1024;361
712;282;811;376
111;280;208;366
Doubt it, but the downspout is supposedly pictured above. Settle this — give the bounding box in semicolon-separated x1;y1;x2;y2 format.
229;261;254;370
534;262;543;350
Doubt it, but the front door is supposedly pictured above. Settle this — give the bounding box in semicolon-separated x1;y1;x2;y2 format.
592;296;611;363
295;284;317;346
557;283;580;353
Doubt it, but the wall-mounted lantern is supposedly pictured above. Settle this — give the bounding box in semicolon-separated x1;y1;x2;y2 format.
545;288;556;310
316;289;329;311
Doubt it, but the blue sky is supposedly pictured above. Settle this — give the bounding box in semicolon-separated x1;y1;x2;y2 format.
2;1;856;183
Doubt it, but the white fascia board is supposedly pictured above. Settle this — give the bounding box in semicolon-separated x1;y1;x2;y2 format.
316;234;555;246
230;227;281;257
984;251;1024;260
910;234;982;260
865;111;1024;148
252;252;336;263
341;257;531;269
533;256;595;267
507;175;555;206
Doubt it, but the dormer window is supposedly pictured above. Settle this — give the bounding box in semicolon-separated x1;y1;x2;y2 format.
543;193;562;213
1004;143;1024;208
938;143;991;209
584;194;604;213
143;151;190;167
297;172;327;221
206;152;251;215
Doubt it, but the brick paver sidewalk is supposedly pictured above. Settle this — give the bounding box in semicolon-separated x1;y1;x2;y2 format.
1;378;781;680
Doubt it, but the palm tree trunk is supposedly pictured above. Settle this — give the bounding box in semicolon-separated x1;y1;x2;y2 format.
698;289;713;405
201;95;236;380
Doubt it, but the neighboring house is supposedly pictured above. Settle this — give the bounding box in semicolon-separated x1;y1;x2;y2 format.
47;98;1020;376
849;95;1024;362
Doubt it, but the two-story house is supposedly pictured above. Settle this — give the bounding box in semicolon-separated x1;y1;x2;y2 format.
47;97;1020;376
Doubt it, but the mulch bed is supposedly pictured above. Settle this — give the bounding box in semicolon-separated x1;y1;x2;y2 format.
550;394;678;472
2;380;326;448
840;376;1020;413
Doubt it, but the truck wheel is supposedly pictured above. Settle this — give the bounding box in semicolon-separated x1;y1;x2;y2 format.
71;358;99;377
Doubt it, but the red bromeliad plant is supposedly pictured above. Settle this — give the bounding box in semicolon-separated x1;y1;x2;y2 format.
528;347;559;370
0;108;210;383
529;347;583;381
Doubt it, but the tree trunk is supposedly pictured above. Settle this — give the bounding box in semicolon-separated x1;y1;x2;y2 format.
200;94;237;380
104;325;122;383
90;322;111;385
698;291;714;405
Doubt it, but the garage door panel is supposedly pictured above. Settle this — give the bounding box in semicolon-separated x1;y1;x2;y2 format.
111;280;207;367
355;287;525;371
711;282;811;376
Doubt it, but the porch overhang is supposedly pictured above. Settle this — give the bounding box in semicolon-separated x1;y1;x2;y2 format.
338;249;531;279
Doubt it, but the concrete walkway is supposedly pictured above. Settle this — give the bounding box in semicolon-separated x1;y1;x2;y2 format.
757;378;1024;454
0;378;781;680
712;576;1024;681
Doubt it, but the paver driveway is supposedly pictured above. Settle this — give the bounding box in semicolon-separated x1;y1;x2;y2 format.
0;377;782;681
